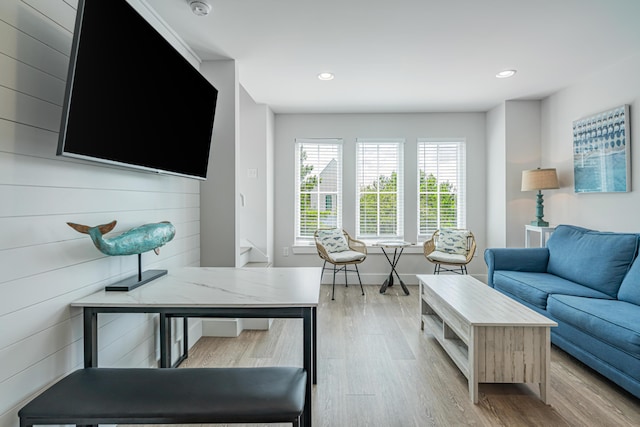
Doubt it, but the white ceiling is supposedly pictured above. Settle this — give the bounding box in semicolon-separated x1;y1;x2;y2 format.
149;0;640;114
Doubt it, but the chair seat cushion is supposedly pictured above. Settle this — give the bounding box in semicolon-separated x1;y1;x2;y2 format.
427;250;466;263
328;250;366;263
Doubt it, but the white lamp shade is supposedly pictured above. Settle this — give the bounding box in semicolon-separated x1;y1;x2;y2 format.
521;168;559;191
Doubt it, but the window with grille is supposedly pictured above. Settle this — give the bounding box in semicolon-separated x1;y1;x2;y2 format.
418;139;466;238
355;139;404;240
294;139;342;243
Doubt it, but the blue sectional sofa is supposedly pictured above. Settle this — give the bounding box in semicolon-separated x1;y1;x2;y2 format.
484;224;640;399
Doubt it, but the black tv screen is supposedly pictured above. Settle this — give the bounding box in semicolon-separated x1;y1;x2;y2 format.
57;0;218;180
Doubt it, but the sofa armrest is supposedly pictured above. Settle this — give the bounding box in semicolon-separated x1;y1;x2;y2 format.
484;247;549;287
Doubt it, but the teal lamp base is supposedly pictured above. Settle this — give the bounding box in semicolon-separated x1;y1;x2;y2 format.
530;190;549;227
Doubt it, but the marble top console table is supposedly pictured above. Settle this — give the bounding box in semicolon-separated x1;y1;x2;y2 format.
72;266;322;427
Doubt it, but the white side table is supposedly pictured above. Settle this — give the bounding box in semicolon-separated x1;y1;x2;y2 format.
525;225;556;248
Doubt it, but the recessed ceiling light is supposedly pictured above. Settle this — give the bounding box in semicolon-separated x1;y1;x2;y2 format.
318;72;334;81
496;69;517;79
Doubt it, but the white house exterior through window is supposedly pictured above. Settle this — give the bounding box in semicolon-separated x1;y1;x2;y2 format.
294;139;343;244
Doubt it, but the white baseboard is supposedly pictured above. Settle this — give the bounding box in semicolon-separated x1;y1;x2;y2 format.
201;318;272;337
322;272;487;286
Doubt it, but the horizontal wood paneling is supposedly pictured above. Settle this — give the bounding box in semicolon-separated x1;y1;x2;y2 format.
0;1;204;425
0;317;82;383
0;53;66;105
0;207;199;250
0;233;200;318
0;186;200;217
0;0;73;56
0;19;69;80
0;86;61;131
21;0;77;32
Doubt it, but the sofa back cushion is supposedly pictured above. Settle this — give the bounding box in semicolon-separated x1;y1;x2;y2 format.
618;257;640;305
546;225;639;297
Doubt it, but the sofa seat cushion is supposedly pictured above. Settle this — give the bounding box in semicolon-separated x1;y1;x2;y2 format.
546;225;639;297
548;295;640;355
493;271;613;310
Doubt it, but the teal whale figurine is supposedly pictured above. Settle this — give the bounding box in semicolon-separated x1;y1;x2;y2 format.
68;220;176;256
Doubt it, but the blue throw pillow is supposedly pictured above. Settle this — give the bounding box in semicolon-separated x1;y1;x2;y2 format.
546;225;639;297
618;257;640;305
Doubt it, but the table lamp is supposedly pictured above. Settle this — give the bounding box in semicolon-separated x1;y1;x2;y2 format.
521;168;559;227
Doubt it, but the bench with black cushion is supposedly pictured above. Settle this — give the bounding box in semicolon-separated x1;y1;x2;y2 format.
19;367;307;427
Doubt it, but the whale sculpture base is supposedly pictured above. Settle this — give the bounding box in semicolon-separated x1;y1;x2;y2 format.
105;269;167;292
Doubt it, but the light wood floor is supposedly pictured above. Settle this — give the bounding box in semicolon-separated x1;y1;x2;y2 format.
179;284;640;427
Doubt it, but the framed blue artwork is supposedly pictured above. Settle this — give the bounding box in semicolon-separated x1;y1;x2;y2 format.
573;105;630;193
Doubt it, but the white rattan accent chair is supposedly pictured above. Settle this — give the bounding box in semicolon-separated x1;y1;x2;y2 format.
314;228;367;300
423;229;476;274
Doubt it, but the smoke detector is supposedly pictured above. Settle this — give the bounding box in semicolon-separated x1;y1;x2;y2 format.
188;0;212;16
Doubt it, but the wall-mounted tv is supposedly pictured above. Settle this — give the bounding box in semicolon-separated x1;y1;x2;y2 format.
57;0;218;180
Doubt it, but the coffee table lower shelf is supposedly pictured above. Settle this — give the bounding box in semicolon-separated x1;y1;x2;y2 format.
421;312;470;378
418;275;556;404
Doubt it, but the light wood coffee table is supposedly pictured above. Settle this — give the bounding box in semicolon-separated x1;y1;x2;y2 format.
417;274;557;404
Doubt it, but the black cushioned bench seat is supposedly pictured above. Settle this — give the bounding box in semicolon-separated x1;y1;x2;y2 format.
19;367;307;427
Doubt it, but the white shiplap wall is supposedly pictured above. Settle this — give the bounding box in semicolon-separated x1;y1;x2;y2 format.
0;1;202;425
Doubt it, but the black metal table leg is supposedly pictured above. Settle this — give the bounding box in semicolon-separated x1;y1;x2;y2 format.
159;313;170;368
303;308;312;427
379;246;410;295
83;308;98;368
312;306;317;385
390;248;410;295
379;248;394;293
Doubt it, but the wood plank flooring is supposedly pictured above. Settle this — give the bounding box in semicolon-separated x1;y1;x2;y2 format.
177;284;640;427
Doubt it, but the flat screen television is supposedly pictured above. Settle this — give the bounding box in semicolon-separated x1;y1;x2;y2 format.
57;0;218;180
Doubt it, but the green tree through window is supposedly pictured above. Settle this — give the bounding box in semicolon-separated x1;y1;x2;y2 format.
419;171;457;232
356;140;404;239
418;140;466;236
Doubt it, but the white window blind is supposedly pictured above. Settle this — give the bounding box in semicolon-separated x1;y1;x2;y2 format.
356;139;404;240
295;139;343;243
417;139;466;237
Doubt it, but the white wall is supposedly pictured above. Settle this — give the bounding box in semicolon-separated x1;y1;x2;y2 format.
273;113;487;281
486;103;507;248
238;85;274;264
0;1;203;425
199;60;238;267
505;100;543;247
486;100;545;248
541;53;640;232
266;107;276;263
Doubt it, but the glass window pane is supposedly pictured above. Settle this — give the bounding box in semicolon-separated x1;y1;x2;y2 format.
295;140;342;242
